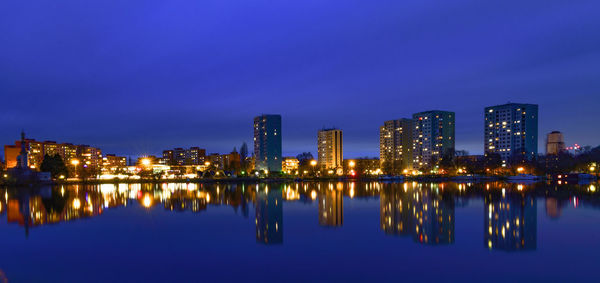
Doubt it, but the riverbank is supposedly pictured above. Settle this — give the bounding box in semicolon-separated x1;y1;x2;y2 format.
7;175;505;185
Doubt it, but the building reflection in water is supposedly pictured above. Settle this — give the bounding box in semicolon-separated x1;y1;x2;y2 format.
3;181;600;247
484;188;537;251
319;183;343;227
380;183;455;245
4;185;119;237
255;184;283;244
380;183;413;236
545;197;564;219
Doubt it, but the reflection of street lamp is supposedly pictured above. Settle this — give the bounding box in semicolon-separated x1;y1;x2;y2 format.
142;194;152;208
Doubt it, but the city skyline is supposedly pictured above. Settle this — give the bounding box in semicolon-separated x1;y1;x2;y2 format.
2;1;599;158
0;103;590;161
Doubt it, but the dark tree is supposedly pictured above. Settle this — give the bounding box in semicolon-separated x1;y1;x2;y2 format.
239;143;248;160
239;142;249;172
40;154;68;179
296;152;314;166
438;148;456;171
484;153;503;173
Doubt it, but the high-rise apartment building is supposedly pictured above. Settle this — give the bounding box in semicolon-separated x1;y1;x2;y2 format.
412;111;455;169
254;114;282;172
484;103;538;164
317;128;343;170
380;119;413;172
546;131;566;155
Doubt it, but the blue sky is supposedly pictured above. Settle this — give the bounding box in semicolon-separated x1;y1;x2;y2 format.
1;0;599;158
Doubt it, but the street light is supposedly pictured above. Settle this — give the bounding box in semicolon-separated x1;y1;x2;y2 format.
71;159;80;178
141;158;151;166
310;160;317;167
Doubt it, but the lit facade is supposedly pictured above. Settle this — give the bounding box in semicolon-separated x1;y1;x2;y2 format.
546;131;566;155
162;147;206;165
317;128;343;170
4;138;103;169
380;119;413;172
412;111;455;169
253;114;282;172
282;157;299;173
484;103;538;164
102;154;127;170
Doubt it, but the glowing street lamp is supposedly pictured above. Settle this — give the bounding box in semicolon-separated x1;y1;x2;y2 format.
141;158;151;166
349;160;355;168
310;160;317;167
517;167;524;173
71;159;80;166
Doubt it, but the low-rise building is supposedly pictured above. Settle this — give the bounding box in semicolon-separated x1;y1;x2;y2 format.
282;157;299;174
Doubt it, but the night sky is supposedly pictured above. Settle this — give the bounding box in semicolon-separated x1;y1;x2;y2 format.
1;0;599;158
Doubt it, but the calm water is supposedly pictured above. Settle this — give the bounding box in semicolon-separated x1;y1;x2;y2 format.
0;181;599;282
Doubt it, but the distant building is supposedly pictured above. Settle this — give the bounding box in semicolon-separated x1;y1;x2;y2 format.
412;111;455;169
484;103;538;165
4;138;103;170
162;147;206;165
546;131;566;155
77;145;103;168
5;132;52;184
222;150;241;171
343;158;380;175
253;114;282;172
206;153;224;168
317;128;343;170
380;119;413;172
102;154;127;170
282;157;299;173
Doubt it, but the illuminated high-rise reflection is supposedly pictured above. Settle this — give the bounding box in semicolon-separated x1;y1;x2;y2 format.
413;184;455;245
319;188;343;227
484;190;537;251
380;183;454;245
255;185;283;244
380;184;413;236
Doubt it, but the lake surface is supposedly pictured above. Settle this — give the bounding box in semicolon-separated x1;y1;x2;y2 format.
0;181;599;282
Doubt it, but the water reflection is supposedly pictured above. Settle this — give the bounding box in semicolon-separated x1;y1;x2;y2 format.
319;186;343;227
484;189;537;251
380;183;455;245
255;184;283;244
1;181;599;252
